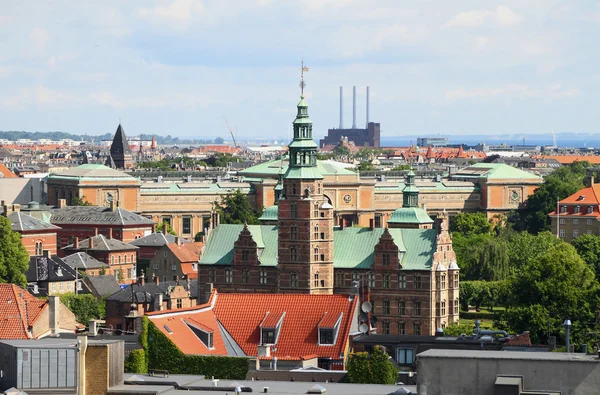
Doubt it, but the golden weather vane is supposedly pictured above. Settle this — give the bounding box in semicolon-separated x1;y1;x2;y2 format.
299;59;309;95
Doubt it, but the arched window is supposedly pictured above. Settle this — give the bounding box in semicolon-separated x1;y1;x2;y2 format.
118;256;122;264
313;225;319;239
313;247;319;261
313;271;320;288
131;254;135;263
111;256;115;265
124;255;128;263
35;241;43;256
291;272;298;288
290;246;297;262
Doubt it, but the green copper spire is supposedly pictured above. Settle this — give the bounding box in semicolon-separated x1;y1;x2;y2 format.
402;169;419;207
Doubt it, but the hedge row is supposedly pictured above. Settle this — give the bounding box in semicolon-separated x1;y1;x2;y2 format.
124;349;147;374
459;310;497;320
145;317;248;379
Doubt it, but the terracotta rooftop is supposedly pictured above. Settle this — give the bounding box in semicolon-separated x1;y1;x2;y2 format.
0;163;17;178
166;242;203;263
214;293;357;360
0;284;47;339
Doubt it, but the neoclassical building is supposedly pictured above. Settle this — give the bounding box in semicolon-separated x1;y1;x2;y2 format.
197;93;460;335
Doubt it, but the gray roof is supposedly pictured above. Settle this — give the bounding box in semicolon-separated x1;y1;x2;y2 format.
129;232;184;247
82;275;121;298
106;281;197;303
63;234;139;252
51;206;155;226
111;124;133;156
26;255;77;296
417;349;599;362
7;211;60;232
63;252;109;269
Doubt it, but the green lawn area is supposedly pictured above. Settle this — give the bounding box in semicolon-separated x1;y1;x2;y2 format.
459;318;494;329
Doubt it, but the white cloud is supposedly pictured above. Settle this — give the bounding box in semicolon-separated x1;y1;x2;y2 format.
29;28;49;56
444;6;522;28
137;0;206;31
445;84;579;102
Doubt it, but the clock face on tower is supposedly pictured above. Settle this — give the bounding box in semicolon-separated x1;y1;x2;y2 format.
343;194;352;204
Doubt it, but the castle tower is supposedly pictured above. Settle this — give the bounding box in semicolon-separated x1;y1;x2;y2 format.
278;65;334;294
403;169;419;208
110;124;134;169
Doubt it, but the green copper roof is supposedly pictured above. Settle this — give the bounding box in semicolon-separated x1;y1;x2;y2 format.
288;140;319;148
388;207;434;224
284;166;324;180
239;159;356;178
259;205;278;221
199;224;436;271
453;163;541;180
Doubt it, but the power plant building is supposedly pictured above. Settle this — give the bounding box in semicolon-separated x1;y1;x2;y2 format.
320;86;381;148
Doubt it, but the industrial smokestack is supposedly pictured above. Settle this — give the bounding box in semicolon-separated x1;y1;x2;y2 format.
366;86;370;128
339;86;344;129
352;86;357;129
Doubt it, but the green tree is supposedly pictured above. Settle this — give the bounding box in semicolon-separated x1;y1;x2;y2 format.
333;145;350;157
357;161;375;171
59;293;106;323
571;234;600;278
502;242;598;344
450;212;493;236
0;216;29;286
347;345;397;384
215;189;260;225
159;220;177;236
71;196;92;206
443;323;475;336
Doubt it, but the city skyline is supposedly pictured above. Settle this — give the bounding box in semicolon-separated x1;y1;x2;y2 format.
0;1;598;139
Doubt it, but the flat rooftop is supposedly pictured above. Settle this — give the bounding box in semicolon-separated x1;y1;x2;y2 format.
110;374;414;395
0;338;123;348
418;349;600;362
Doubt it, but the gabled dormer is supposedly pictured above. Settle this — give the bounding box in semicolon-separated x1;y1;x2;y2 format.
259;311;285;345
317;312;343;346
233;224;259;266
184;318;215;350
374;228;403;268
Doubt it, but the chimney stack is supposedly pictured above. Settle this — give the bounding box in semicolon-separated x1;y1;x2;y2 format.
58;199;67;209
12;204;20;213
163;222;168;234
339;86;344;129
154;274;159;285
74;237;79;249
48;296;59;336
366;86;370;128
110;200;117;211
352;86;357;129
89;237;94;249
369;218;374;230
108;228;113;239
94;228;99;236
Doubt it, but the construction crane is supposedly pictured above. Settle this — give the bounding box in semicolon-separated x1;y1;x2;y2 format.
223;117;238;149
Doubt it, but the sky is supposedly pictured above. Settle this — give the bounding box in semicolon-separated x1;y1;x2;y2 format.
0;0;599;142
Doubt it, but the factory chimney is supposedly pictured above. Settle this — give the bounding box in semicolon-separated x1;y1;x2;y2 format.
352;86;357;129
366;86;370;128
339;86;344;129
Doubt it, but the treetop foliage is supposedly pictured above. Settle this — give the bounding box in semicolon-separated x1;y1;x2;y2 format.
0;216;30;287
215;189;260;225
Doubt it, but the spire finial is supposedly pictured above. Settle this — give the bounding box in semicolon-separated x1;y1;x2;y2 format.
299;59;309;96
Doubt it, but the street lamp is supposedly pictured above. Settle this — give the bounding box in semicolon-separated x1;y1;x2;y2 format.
564;319;572;353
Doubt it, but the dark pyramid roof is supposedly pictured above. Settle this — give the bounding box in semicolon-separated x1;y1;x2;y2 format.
105;154;116;168
110;124;132;156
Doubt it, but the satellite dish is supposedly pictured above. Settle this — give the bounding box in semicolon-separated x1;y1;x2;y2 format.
359;323;369;334
358;312;368;323
361;301;372;313
370;315;378;326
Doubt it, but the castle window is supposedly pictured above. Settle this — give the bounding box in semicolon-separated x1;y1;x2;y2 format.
382;320;390;334
314;204;319;217
454;273;459;288
414;274;422;289
290;246;297;262
290;272;298;288
259;269;268;284
292;183;297;195
291;203;298;219
382;253;391;265
35;241;43;256
317;183;321;194
397;322;405;335
398;301;406;315
225;268;233;283
398;274;407;289
441;274;446;289
320;232;325;240
313;272;320;288
177;299;183;309
111;256;115;265
314;225;319;239
320;253;325;261
454;299;459;314
118;256;122;264
208;269;215;283
125;255;128;263
413;301;422;316
335;272;344;287
382;273;390;289
242;269;249;283
413;323;421;335
352;271;359;282
382;299;390;314
368;273;375;288
291;224;298;240
242;249;250;262
441;301;446;316
131;254;135;263
313;247;319;261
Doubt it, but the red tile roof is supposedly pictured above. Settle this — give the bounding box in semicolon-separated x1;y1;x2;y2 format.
549;185;600;217
534;155;600;165
318;312;342;328
0;284;47;339
0;163;17;178
180;263;198;279
167;242;203;263
214;293;357;361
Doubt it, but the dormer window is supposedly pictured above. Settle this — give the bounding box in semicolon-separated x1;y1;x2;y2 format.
259;312;285;345
575;206;581;214
560;206;567;213
588;206;594;214
185;321;214;349
318;312;343;346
